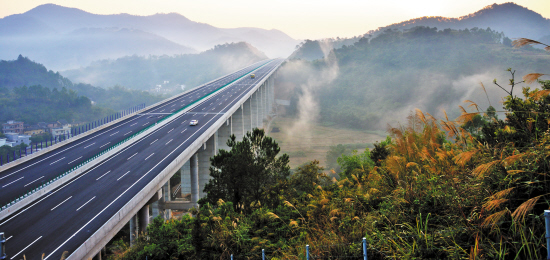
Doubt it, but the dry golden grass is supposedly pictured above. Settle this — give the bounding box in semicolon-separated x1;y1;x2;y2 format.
268;117;385;168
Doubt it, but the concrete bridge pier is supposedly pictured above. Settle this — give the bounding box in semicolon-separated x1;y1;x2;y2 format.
262;82;268;126
138;205;149;235
252;92;259;129
268;77;274;115
259;83;265;128
243;98;252;133
198;133;217;198
162;181;171;219
233;105;244;140
181;160;191;199
129;215;138;246
92;252;102;260
218;118;232;151
190;153;199;207
129;189;161;245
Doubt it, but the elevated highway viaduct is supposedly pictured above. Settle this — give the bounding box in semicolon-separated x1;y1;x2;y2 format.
0;59;282;260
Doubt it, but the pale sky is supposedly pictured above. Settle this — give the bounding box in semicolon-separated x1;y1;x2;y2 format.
2;0;550;39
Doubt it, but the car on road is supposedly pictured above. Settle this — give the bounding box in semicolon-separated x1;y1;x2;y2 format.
250;74;255;79
189;119;198;126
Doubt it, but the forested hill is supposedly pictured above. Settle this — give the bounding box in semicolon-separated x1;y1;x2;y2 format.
0;85;109;125
290;3;550;62
279;26;550;130
0;55;165;125
0;55;164;112
0;55;72;90
374;2;550;41
289;37;360;61
63;42;268;93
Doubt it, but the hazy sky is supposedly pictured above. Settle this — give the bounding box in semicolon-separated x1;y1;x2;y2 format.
2;0;550;39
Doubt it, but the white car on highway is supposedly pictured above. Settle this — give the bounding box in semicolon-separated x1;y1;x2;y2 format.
189;119;198;126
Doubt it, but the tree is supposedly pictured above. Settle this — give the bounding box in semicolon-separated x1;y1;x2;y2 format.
200;128;290;212
289;160;330;196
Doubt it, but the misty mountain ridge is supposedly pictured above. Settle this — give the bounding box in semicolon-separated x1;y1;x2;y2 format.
62;42;268;93
373;2;550;41
279;26;550;131
290;2;550;61
0;3;297;70
1;41;266;112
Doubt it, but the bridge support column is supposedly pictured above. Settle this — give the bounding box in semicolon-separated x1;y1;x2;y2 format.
190;153;199;207
259;84;265;128
243;98;252;132
218;119;232;151
93;252;102;260
129;214;137;246
198;133;217;198
181;161;191;198
268;77;274;114
267;80;272;115
151;201;160;219
252;92;259;129
138;204;149;235
233;105;244;140
262;82;268;127
162;181;171;219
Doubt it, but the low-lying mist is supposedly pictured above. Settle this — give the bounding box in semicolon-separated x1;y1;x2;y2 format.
276;27;550;131
62;42;268;95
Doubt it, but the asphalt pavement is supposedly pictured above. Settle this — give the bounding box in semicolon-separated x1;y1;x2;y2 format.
0;59;283;259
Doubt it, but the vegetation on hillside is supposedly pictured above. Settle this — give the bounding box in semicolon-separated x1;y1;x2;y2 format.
0;55;165;113
0;84;110;124
280;26;550;130
109;70;550;258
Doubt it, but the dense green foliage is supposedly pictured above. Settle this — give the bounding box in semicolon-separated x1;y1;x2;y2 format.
111;73;550;259
0;84;111;124
0;55;73;89
0;55;165;113
200;128;290;213
279;26;550;130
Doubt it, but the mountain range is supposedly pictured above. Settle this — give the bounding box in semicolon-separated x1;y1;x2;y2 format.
0;4;298;70
290;2;550;61
373;3;550;41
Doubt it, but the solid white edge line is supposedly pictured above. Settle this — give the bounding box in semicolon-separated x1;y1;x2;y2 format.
22;60;276;260
10;236;42;259
76;196;96;211
0;114;145;181
50;196;72;211
48;106;225;259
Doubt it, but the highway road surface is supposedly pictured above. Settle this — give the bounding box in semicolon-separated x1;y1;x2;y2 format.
0;59;283;259
0;60;270;208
